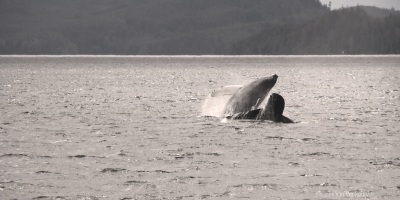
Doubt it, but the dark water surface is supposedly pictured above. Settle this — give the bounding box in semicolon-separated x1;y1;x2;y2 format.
1;56;399;199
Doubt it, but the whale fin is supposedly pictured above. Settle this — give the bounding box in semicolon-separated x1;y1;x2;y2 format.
282;115;294;123
202;85;243;117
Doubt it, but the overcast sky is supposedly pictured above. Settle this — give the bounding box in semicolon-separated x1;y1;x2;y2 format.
319;0;400;10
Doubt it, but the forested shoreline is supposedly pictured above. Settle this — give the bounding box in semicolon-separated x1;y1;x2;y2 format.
232;7;400;55
0;0;399;55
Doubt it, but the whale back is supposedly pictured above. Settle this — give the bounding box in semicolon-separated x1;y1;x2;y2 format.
224;74;278;116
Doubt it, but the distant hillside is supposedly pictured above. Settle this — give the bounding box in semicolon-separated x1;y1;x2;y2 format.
0;0;328;55
232;7;400;55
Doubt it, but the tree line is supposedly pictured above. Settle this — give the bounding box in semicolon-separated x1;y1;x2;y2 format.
232;6;400;55
0;0;399;55
0;0;327;54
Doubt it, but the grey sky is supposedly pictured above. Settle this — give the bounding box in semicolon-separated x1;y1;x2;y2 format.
319;0;400;10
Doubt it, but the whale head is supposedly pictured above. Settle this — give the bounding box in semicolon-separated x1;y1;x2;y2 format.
224;74;278;116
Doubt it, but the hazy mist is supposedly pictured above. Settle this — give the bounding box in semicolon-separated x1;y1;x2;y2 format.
320;0;400;9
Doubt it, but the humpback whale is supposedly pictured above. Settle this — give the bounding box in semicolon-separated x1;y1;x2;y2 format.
201;74;293;123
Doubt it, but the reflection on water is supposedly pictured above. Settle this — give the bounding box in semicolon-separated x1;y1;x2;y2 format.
0;56;399;199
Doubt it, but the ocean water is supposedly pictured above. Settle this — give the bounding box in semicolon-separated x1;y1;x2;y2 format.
0;55;399;200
